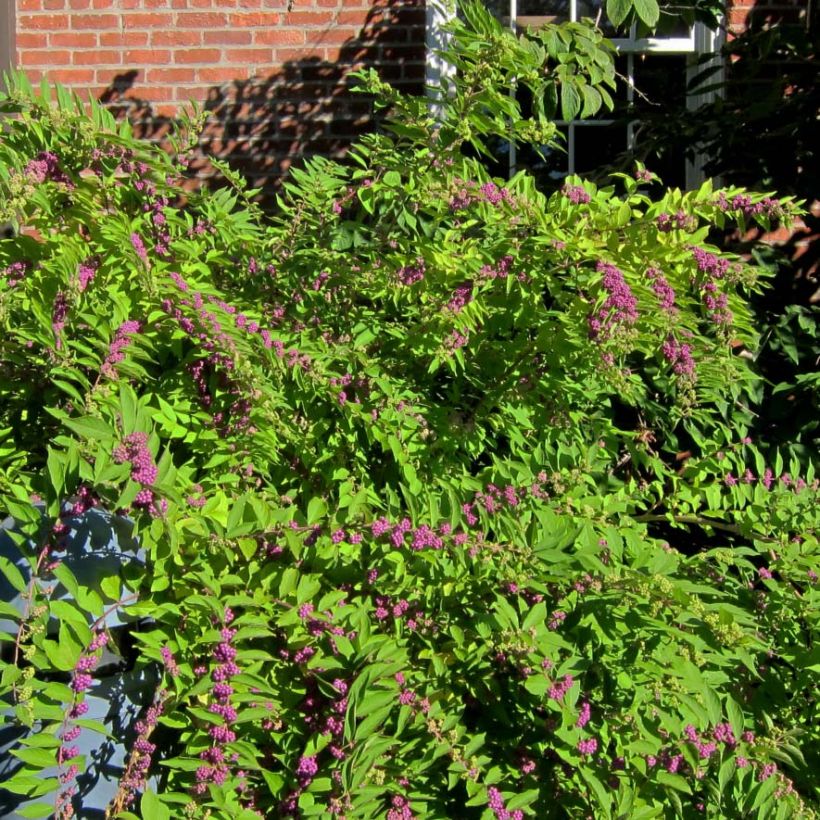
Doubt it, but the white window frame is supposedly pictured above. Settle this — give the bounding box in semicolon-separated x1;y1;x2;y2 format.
425;1;724;189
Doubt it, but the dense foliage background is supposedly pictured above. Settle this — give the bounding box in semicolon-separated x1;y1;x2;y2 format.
0;5;817;818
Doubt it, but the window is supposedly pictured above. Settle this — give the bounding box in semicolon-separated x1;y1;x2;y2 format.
426;1;723;189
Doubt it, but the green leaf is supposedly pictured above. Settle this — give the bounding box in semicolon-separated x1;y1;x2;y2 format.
0;555;27;593
16;804;55;818
606;0;632;27
560;81;581;121
633;0;660;26
62;416;116;442
141;789;171;820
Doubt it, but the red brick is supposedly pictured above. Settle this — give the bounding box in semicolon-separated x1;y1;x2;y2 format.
284;10;335;25
18;0;47;10
275;46;322;62
20;49;71;66
199;66;252;83
203;30;254;45
153;103;180;117
99;31;150;46
146;67;197;82
70;13;119;28
48;67;96;83
93;67;128;82
20;13;70;29
228;11;280;26
43;0;66;9
174;48;222;63
119;0;171;6
151;31;202;46
177;11;229;27
253;28;306;45
122;84;175;101
313;27;361;45
225;47;272;62
337;10;369;24
121;12;174;27
68;0;91;8
75;49;124;65
126;49;172;63
177;85;210;102
16;32;50;48
50;31;96;47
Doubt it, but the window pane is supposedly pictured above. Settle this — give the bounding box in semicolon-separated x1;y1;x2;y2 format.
573;124;627;175
517;0;570;21
632;54;687;113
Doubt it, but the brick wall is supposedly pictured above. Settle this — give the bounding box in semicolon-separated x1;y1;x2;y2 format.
14;0;426;192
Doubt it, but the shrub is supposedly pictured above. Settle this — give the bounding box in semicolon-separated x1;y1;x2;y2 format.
0;7;817;818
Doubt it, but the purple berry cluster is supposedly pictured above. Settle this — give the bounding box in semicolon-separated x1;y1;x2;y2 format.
112;431;165;517
194;609;240;796
646;267;676;313
25;150;72;187
715;192;784;222
656;210;697;232
101;319;141;378
487;786;524;820
587;261;638;342
397;258;426;286
77;257;99;293
115;693;166;809
449;178;514;211
1;260;28;288
661;335;695;377
561;184;590;205
55;630;109;815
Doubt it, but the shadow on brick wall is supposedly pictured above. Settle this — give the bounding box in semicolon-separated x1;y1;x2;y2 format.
97;0;425;204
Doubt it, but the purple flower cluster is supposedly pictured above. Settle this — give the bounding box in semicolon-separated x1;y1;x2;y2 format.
300;677;348;765
656;210;697;232
646;267;676;312
548;674;574;701
444;329;469;353
576;701;591;729
101;319;141;378
387;795;415;820
195;610;240;795
587;261;638;341
57;631;109;812
561;184;590;205
117;693;165;808
397;258;425;286
691;248;735;328
487;786;523;820
449;178;514;211
479;255;514;280
25;150;72;187
691;247;730;280
113;432;165;517
130;232;149;265
661;335;695;377
446;282;473;313
715;192;784;222
701;282;732;326
2;260;29;288
577;738;598;756
77;257;99;293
